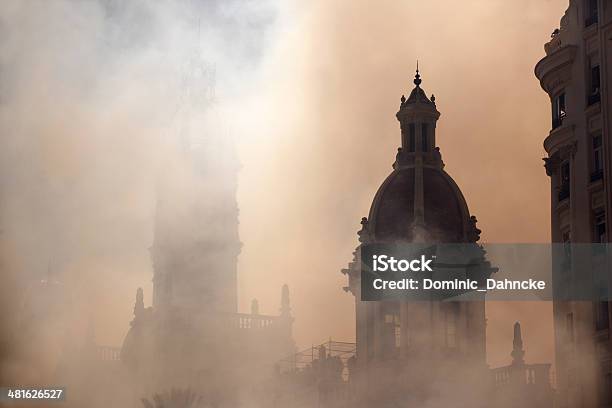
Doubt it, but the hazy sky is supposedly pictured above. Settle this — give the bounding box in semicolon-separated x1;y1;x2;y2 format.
0;0;568;374
237;0;566;368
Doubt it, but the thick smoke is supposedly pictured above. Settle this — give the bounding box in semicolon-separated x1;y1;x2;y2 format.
0;0;281;391
237;0;568;369
0;0;571;406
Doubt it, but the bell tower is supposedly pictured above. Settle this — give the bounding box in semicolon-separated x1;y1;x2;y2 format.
395;65;442;170
342;68;489;407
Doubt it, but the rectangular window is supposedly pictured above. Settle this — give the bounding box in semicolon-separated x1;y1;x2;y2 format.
588;65;601;105
552;92;566;129
563;230;572;271
421;123;429;152
593;135;603;170
563;230;572;244
408;123;416;152
586;0;598;27
561;161;570;183
592;134;604;182
559;161;571;201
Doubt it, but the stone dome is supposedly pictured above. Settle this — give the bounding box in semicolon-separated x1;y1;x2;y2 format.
359;69;480;244
367;166;475;243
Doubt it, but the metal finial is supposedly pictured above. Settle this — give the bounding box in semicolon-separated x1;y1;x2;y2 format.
414;60;422;86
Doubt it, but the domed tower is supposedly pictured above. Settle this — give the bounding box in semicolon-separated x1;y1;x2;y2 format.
343;69;488;406
367;68;480;243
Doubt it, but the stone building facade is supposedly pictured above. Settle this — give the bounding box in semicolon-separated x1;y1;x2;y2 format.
535;1;612;406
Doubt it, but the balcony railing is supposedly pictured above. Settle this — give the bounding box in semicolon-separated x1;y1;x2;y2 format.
277;340;356;381
492;363;552;388
232;312;294;331
558;184;570;202
96;345;121;361
552;113;566;130
590;169;604;183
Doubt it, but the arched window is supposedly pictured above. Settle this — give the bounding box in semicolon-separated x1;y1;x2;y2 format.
421;123;429;152
408;123;416;152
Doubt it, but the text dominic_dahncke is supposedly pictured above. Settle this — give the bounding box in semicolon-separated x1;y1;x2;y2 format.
370;254;547;292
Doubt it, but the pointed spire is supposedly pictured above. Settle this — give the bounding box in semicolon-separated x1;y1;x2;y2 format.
511;321;525;365
400;61;436;107
251;298;260;315
280;284;291;317
134;287;144;318
414;60;422;86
